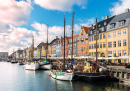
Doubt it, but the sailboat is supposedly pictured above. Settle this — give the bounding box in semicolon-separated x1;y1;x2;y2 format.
74;18;106;81
40;25;51;70
19;50;25;65
24;36;39;70
50;14;74;81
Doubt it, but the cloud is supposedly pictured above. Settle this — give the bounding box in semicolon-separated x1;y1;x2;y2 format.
34;0;87;11
80;18;95;27
0;0;32;28
110;0;130;15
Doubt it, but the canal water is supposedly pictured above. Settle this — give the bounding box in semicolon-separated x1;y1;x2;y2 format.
0;62;130;91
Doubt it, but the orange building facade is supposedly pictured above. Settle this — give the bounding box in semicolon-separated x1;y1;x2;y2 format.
77;26;92;56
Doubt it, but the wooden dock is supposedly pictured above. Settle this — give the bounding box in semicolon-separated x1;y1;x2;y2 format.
106;66;130;81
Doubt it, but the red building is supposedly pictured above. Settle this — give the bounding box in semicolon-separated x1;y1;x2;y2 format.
61;37;71;57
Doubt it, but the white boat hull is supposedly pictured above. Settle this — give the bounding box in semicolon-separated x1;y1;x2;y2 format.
40;64;51;70
50;71;74;81
24;62;39;71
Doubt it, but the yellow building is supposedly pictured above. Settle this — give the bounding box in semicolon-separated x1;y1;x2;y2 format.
88;16;114;58
47;45;51;57
41;45;47;57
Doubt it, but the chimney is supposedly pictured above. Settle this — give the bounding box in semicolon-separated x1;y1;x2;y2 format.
125;8;129;12
105;16;109;19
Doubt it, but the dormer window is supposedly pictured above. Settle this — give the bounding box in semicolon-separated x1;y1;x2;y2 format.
90;31;92;34
104;22;107;26
110;23;116;29
98;25;101;27
93;26;95;29
102;27;104;31
119;20;125;26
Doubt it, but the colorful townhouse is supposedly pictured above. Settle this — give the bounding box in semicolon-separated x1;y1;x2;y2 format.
68;34;79;57
61;37;70;57
56;38;62;57
47;45;51;57
77;26;92;56
106;9;130;64
51;37;59;57
88;16;115;58
41;45;47;57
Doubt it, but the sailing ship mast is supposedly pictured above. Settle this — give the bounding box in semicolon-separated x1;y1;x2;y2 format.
96;18;98;70
71;11;75;61
32;35;34;59
63;15;65;71
46;24;48;60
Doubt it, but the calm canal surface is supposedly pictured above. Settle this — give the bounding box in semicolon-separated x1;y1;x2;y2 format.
0;62;130;91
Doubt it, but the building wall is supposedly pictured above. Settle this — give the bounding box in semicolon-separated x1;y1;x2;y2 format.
47;45;51;57
107;27;129;63
56;39;62;57
89;33;107;58
77;27;89;56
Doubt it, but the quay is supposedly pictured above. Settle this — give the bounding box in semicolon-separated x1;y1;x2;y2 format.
106;65;130;83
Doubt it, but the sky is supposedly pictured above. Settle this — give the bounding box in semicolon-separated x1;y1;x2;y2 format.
0;0;130;55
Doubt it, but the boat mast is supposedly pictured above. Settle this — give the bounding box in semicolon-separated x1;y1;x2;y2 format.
32;35;34;59
96;18;98;68
46;24;48;60
71;11;75;61
63;15;65;71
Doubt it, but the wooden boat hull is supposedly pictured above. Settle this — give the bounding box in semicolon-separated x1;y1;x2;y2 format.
74;72;106;81
24;62;39;71
50;71;74;81
40;63;51;70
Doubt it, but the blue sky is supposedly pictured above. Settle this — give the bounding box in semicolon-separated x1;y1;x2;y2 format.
0;0;129;54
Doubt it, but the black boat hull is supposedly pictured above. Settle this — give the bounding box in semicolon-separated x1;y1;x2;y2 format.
74;72;106;81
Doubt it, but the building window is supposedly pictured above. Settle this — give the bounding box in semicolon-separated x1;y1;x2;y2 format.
92;44;93;49
123;29;126;35
100;34;102;39
113;32;116;37
89;45;91;49
118;50;121;56
123;60;126;63
94;35;96;41
103;42;106;48
97;35;99;40
89;53;91;56
86;46;88;50
110;23;116;28
108;42;112;48
89;37;91;42
114;59;116;63
113;51;116;57
123;40;126;46
123;50;127;56
84;35;85;38
97;43;99;48
84;53;85;56
103;34;106;39
102;27;104;32
92;52;93;56
108;51;112;56
119;20;125;26
94;43;96;49
113;41;116;47
86;34;88;38
84;47;85;50
108;33;112;38
84;41;85;44
92;36;93;41
100;42;102;48
118;30;121;36
118;40;121;47
86;40;88;43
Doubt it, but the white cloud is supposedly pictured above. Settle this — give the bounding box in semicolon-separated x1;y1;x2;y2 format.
110;0;130;15
80;18;95;27
34;0;87;11
0;0;32;27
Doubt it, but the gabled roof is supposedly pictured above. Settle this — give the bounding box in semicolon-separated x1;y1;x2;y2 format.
73;34;79;38
37;42;47;49
110;11;130;24
50;38;59;45
81;26;93;33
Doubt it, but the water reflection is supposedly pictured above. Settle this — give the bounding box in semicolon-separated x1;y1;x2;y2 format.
0;62;130;91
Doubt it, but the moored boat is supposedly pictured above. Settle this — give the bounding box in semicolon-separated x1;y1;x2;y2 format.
24;61;39;70
50;70;74;81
